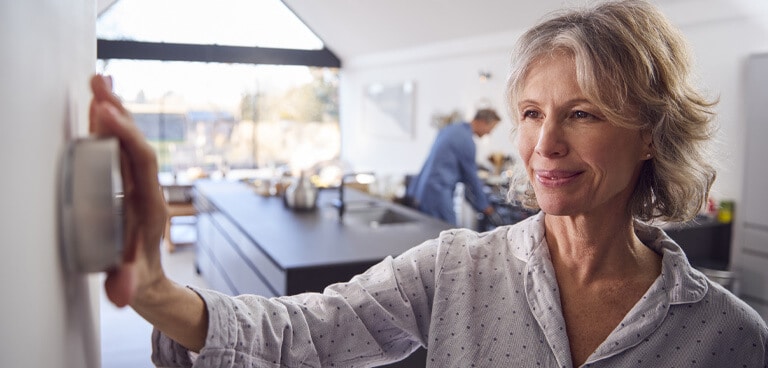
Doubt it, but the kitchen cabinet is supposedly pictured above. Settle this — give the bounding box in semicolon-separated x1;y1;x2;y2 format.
193;179;453;367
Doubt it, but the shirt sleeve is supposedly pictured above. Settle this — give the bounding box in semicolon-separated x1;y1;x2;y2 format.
151;240;441;368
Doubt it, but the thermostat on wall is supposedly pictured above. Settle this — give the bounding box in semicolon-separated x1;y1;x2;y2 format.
59;137;124;273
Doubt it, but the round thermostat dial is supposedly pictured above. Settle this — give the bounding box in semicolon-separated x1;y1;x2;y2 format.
59;137;124;273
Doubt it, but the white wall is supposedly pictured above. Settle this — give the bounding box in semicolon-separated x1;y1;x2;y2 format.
0;1;100;367
339;30;523;177
678;7;768;204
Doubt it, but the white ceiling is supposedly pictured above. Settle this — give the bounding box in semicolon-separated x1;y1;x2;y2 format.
281;0;758;62
281;0;572;60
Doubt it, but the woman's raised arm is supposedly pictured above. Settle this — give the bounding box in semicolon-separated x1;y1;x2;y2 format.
89;74;208;352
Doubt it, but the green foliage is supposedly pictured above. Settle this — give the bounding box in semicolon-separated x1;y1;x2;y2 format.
239;67;339;123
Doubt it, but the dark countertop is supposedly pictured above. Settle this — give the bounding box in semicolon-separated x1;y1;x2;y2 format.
194;179;453;271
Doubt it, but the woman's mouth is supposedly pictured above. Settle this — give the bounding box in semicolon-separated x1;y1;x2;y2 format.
534;170;582;187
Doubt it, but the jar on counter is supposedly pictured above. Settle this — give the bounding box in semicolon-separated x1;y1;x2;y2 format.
717;200;734;223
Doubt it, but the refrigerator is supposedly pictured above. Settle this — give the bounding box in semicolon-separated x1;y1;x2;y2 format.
736;54;768;321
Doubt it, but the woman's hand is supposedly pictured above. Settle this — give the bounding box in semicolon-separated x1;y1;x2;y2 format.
89;74;168;308
89;75;209;352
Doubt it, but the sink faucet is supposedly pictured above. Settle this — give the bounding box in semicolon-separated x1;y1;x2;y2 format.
333;172;376;220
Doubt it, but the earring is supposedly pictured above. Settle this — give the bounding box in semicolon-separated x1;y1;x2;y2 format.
646;153;652;159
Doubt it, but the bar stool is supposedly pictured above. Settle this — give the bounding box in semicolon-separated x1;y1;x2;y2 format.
163;184;197;253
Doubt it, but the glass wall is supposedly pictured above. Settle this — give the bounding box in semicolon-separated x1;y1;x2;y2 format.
97;60;340;182
96;0;340;184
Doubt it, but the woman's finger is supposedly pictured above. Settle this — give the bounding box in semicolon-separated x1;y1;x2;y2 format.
88;74;169;306
104;262;136;307
88;77;165;223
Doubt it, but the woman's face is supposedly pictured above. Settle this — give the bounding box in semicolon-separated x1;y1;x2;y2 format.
516;54;651;217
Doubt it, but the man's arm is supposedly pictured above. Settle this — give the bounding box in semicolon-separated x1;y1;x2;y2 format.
455;138;491;213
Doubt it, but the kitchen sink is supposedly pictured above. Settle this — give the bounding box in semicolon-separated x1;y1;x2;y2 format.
343;206;421;227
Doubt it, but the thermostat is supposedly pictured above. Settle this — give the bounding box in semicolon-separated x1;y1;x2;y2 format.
59;137;124;273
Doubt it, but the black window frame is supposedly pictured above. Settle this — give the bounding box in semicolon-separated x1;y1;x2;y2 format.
97;39;341;67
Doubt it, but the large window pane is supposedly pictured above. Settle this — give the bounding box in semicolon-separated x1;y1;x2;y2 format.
97;0;323;50
97;60;340;181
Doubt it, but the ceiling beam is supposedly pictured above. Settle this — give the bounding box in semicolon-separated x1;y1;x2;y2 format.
97;39;341;68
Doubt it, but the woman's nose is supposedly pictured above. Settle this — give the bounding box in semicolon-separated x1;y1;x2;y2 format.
535;119;567;158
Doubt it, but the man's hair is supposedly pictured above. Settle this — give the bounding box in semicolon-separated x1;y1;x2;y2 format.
474;108;501;123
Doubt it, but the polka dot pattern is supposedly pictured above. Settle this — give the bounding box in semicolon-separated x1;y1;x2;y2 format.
152;213;768;367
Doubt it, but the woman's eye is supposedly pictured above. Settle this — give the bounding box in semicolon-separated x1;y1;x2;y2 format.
522;110;539;119
572;110;591;119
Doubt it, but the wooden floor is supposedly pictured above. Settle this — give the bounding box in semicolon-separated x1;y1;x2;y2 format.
100;225;206;368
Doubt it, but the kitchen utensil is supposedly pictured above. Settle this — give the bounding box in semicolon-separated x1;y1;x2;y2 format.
283;172;318;211
488;152;511;175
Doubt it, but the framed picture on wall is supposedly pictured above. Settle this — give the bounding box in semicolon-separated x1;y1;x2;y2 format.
363;81;415;140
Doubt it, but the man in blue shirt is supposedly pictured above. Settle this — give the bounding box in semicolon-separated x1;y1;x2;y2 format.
407;109;500;226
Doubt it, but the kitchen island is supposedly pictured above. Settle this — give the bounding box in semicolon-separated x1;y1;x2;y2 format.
193;178;453;296
192;179;452;367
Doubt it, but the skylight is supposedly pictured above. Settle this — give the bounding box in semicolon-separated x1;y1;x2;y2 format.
97;0;324;50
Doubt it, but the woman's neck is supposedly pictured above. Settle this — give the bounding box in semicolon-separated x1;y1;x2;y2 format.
543;211;658;285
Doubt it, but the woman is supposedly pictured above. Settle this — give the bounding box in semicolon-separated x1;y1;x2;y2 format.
91;0;767;367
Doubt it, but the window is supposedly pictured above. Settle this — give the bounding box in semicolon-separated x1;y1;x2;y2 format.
96;0;340;183
97;0;323;49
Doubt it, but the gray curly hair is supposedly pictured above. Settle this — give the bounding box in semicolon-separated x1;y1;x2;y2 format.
505;0;717;223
